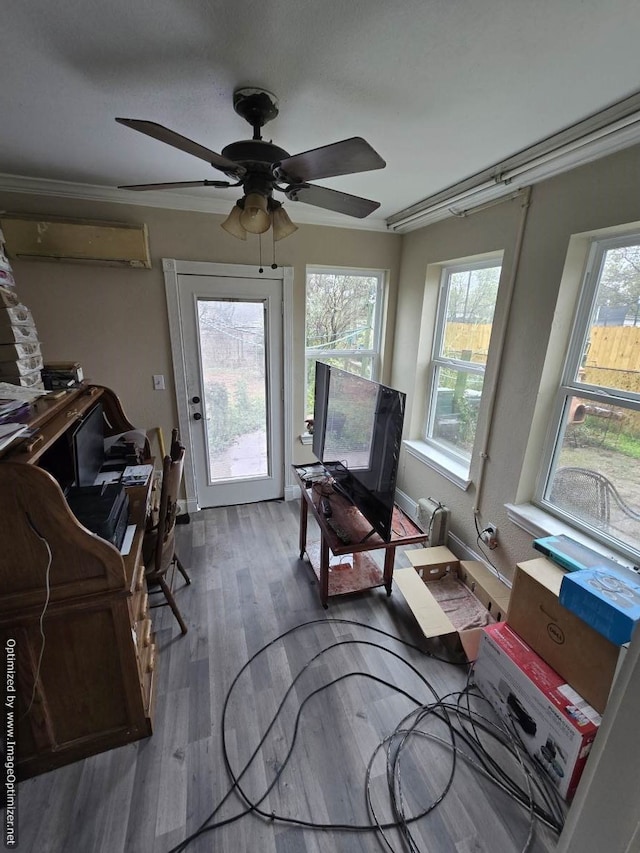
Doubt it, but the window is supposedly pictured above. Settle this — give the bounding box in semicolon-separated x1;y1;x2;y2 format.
424;260;501;467
538;233;640;561
305;267;384;416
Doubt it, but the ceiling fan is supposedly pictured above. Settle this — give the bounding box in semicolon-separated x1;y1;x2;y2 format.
116;87;386;240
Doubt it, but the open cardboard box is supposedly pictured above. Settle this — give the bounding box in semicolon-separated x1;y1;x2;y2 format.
395;546;511;660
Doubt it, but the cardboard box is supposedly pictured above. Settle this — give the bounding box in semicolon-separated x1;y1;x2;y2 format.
0;304;34;328
0;341;41;360
0;269;15;288
474;622;601;800
0;355;43;378
0;286;19;308
560;566;640;646
507;558;620;713
0;324;39;345
395;546;511;660
3;368;42;388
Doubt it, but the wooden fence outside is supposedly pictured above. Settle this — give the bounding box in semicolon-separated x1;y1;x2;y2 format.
445;323;640;392
445;323;640;437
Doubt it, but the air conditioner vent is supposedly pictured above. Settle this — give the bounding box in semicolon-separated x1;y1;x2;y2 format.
0;215;151;268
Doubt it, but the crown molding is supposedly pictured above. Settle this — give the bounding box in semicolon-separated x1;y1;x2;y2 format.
0;173;390;233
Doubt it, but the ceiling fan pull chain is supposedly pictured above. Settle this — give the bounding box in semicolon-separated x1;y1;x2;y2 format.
271;229;278;270
258;232;264;274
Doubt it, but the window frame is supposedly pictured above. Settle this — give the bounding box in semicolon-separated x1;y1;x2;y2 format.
535;231;640;562
304;266;386;410
423;257;502;471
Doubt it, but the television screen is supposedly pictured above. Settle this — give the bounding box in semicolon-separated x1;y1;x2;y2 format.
312;364;405;541
72;403;105;487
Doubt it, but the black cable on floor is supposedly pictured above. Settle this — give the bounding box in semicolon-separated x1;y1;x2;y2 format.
167;617;565;853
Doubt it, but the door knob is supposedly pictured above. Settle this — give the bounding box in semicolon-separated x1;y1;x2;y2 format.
191;396;201;404
193;412;202;420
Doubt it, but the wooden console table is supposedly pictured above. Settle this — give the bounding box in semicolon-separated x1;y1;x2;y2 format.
293;465;427;608
0;384;156;778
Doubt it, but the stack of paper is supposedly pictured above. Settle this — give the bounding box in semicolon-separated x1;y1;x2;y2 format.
0;422;28;452
0;397;31;424
0;381;47;402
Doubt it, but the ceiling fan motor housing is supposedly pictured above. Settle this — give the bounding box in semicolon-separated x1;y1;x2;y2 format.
221;139;290;195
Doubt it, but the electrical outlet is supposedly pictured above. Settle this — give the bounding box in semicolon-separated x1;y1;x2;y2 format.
481;524;498;548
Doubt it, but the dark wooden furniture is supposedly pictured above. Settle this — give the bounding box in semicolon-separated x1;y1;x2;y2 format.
143;432;191;635
293;465;427;607
0;384;156;778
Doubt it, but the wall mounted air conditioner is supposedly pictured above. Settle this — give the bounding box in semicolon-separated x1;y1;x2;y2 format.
0;215;151;268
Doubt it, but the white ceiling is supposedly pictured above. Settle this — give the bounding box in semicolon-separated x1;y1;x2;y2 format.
2;0;640;231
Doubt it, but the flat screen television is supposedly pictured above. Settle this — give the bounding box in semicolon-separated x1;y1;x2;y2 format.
72;402;105;487
312;363;406;541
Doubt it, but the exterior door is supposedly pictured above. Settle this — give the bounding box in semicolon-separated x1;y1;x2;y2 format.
171;268;285;508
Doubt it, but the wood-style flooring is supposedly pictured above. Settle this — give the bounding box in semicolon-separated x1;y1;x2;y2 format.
16;499;561;852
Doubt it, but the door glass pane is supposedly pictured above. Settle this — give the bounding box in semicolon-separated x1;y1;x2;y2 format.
197;298;268;482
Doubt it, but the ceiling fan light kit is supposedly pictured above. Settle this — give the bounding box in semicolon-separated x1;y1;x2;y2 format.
271;203;298;241
239;192;270;234
220;203;247;240
115;86;386;252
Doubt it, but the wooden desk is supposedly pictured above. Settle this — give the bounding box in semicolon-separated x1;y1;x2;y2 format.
0;385;157;778
293;465;427;607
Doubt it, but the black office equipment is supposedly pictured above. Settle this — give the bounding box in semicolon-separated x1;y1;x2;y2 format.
72;403;105;487
66;483;129;550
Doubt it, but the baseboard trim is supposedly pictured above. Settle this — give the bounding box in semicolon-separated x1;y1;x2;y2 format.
284;484;300;501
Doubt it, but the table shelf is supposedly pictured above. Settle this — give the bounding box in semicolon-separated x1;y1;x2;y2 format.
293;465;427;607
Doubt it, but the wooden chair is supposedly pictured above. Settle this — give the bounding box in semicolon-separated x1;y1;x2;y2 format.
143;437;191;635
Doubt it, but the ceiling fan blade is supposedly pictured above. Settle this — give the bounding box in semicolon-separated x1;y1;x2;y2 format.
118;179;233;191
275;137;385;183
115;118;246;177
286;184;380;218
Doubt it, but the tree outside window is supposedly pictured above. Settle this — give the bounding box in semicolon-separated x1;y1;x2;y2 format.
305;268;384;416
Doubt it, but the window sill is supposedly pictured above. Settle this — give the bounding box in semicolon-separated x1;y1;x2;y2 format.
403;440;471;491
300;432;312;445
505;502;638;571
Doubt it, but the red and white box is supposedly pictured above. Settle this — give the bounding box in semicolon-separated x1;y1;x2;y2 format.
474;622;601;800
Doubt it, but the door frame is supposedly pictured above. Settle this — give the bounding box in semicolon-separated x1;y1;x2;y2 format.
163;259;294;512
